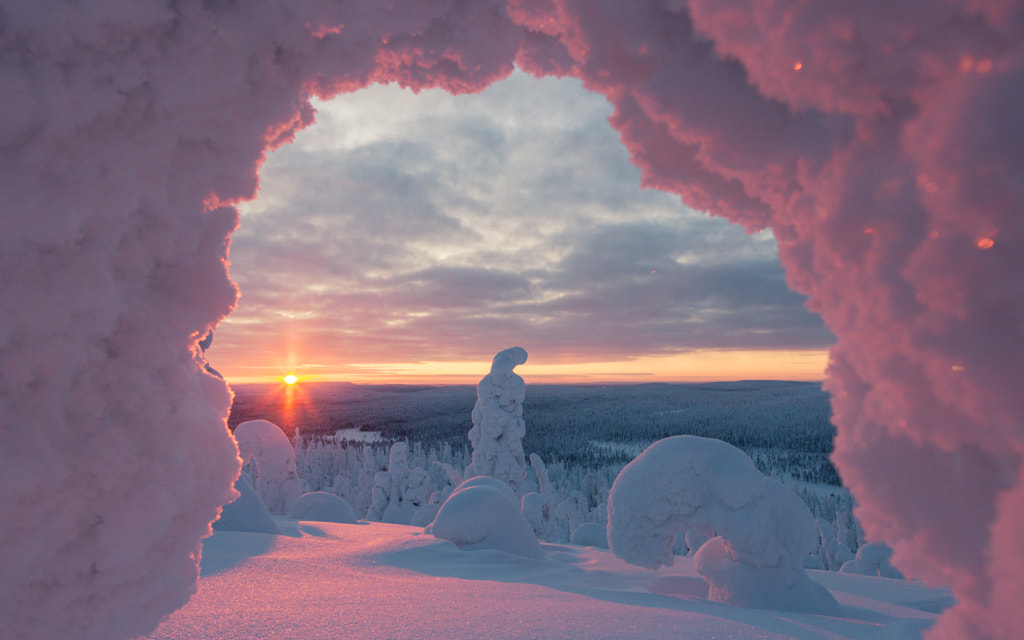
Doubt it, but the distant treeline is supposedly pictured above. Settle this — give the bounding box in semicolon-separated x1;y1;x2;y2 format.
229;380;840;485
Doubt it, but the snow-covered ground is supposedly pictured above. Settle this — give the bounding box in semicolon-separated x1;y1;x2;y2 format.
145;520;952;640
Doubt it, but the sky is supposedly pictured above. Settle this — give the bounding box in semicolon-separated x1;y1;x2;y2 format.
208;70;833;384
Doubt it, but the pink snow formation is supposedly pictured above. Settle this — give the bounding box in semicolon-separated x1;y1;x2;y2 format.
0;2;1020;639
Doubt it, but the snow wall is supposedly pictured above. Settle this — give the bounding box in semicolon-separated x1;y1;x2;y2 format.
0;1;1020;639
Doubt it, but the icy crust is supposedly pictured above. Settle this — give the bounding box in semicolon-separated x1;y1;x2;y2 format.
288;492;358;524
233;420;303;515
608;436;840;615
215;477;280;535
466;347;529;497
430;479;543;560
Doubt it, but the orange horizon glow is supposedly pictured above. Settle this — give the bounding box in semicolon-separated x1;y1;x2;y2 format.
212;348;830;386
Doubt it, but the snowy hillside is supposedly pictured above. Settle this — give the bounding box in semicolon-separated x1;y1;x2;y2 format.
145;520;951;640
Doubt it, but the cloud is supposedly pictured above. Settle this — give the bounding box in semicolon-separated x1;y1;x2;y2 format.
218;71;831;367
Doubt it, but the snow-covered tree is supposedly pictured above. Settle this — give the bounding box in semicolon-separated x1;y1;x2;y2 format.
840;542;904;579
465;347;529;497
366;442;429;524
233;420;303;515
608;436;840;615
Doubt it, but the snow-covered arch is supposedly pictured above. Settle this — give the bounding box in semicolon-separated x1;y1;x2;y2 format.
607;436;839;614
1;2;1021;638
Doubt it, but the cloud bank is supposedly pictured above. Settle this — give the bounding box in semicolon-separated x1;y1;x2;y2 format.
1;1;1020;639
216;71;831;376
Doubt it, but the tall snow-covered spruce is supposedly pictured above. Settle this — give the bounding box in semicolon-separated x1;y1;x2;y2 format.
465;347;530;497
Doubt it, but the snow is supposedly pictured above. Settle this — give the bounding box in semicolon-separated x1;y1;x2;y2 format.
608;436;840;615
233;420;303;515
366;442;429;525
841;543;905;580
213;476;280;535
466;347;530;496
429;480;543;560
5;1;1020;636
144;521;951;640
287;492;358;524
570;522;609;549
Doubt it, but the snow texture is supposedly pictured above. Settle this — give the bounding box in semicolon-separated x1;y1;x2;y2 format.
288;492;358;524
454;474;521;505
570;522;609;549
410;503;441;528
145;522;954;640
431;479;543;560
213;476;279;535
466;347;530;497
608;436;840;615
366;442;429;525
840;543;905;580
4;1;1021;637
233;420;303;515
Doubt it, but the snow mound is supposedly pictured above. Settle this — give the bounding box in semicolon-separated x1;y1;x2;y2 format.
214;477;279;535
454;475;519;504
233;420;303;515
608;436;839;615
570;522;609;549
288;492;358;524
410;503;441;528
431;483;542;560
840;543;904;579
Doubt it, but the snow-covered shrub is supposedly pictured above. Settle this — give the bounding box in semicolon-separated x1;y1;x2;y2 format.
455;474;520;504
521;492;550;540
812;518;855;571
608;436;840;615
570;522;609;549
233;420;303;515
839;542;904;579
214;476;280;535
288;492;358;524
430;480;543;560
366;442;429;524
411;503;441;527
466;347;530;497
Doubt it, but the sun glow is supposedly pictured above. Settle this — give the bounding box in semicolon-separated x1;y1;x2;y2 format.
283;374;299;385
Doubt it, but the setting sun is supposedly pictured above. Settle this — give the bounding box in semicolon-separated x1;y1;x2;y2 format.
283;374;298;385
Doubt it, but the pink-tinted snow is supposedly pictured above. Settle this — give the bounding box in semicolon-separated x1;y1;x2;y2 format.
1;2;1020;638
144;521;948;640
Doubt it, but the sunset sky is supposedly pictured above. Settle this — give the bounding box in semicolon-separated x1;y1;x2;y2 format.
208;70;834;384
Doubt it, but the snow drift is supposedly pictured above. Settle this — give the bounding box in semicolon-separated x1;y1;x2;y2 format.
608;436;839;615
3;1;1020;638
